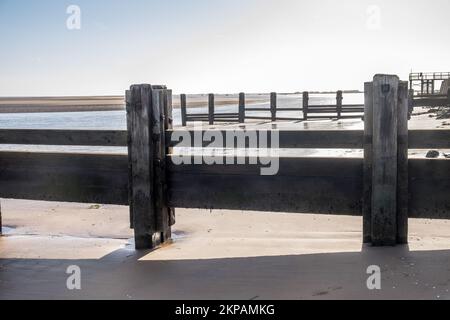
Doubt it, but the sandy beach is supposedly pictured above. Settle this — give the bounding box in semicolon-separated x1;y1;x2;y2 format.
2;199;450;300
0;109;449;300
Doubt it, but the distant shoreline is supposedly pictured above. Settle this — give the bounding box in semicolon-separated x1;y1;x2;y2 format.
0;92;363;114
0;95;269;114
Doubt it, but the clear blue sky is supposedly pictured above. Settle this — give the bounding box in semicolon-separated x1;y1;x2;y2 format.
1;0;449;96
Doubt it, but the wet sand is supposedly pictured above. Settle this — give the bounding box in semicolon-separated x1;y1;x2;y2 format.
1;199;450;300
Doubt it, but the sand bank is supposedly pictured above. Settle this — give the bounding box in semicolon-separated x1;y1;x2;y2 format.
0;94;270;113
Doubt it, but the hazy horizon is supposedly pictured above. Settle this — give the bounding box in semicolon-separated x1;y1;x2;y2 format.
1;0;450;96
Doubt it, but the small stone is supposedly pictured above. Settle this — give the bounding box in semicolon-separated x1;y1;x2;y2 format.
426;150;440;159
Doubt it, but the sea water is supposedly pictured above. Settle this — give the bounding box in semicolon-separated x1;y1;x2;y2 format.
0;93;364;154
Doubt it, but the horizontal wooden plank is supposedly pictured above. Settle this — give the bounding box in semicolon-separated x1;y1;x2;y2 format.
243;116;273;120
0;129;127;146
308;104;337;110
409;159;450;219
0;151;129;205
0;151;447;219
336;115;364;119
409;130;450;149
415;94;447;98
272;117;303;121
245;108;272;112
167;157;363;215
167;130;364;149
186;119;240;123
307;110;339;114
187;113;239;118
168;129;449;149
413;97;448;107
2;128;444;150
274;108;303;111
341;109;364;113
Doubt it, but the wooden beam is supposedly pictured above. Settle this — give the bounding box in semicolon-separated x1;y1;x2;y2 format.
167;129;364;149
180;94;187;127
371;75;399;246
239;92;245;123
167;157;363;215
448;88;450;106
128;84;158;249
408;130;450;149
164;90;176;228
363;82;373;244
208;94;215;125
169;128;450;149
270;92;277;122
0;129;127;146
0;151;128;205
336;91;343;119
125;90;134;228
153;88;172;242
408;89;414;120
397;81;409;244
303;92;309;120
409;159;450;219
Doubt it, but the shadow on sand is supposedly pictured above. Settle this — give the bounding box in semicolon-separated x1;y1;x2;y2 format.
1;244;450;300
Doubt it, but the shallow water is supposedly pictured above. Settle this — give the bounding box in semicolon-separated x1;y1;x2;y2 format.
0;93;364;154
0;93;363;130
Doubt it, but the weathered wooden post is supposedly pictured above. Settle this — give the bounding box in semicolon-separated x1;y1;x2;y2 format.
397;81;409;244
408;89;414;120
363;82;373;244
180;94;187;127
270;92;277;122
303;91;309;121
447;88;450;107
127;84;174;250
163;89;176;229
0;200;2;236
125;90;134;228
208;93;215;125
336;90;343;119
363;75;409;246
239;92;246;123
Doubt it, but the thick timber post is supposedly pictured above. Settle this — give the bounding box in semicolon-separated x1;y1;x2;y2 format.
363;75;409;246
397;81;409;244
180;94;187;127
447;88;450;107
408;89;414;120
127;84;174;250
270;92;277;122
208;93;215;125
363;82;373;243
336;90;343;119
239;92;246;123
163;89;176;232
303;92;309;121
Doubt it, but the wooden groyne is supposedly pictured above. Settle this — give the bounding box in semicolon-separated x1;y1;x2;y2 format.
412;89;450;108
0;75;449;250
180;91;365;126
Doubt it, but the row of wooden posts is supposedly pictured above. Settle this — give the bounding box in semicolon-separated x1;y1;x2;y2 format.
180;91;365;126
0;75;449;250
412;88;450;108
